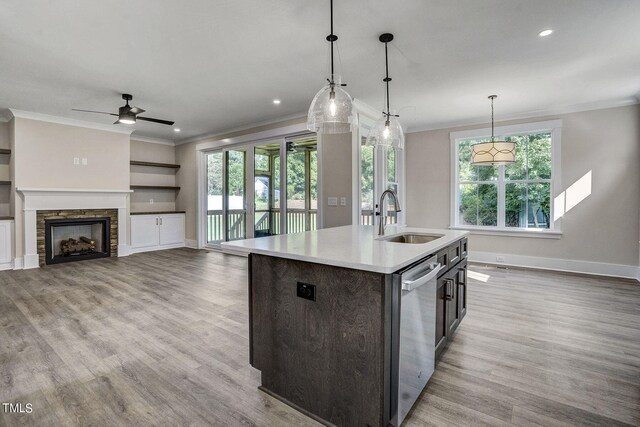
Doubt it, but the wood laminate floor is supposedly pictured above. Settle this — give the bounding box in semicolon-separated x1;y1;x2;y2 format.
0;249;638;426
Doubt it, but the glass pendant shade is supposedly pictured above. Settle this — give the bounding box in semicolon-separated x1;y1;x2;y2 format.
470;140;516;166
366;115;405;149
307;76;354;134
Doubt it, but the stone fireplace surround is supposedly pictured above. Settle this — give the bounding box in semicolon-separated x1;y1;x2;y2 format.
17;188;131;269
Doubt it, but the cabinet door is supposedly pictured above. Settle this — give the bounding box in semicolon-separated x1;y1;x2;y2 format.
446;270;460;336
458;261;468;321
159;214;185;247
131;216;160;249
460;237;468;259
435;276;448;360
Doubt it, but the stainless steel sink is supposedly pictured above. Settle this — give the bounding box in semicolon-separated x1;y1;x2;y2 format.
380;233;444;244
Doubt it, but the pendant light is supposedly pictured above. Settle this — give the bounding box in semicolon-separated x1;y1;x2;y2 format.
307;0;354;134
470;95;516;166
366;33;404;149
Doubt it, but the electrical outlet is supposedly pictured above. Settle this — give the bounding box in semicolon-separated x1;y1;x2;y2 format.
340;197;346;206
73;157;80;165
296;282;316;301
81;158;87;165
496;256;505;263
149;199;154;205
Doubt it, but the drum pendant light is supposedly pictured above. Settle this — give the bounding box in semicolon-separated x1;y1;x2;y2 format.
366;33;404;149
470;95;516;166
307;0;354;134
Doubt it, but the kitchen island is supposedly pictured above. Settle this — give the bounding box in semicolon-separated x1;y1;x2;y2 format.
222;225;469;427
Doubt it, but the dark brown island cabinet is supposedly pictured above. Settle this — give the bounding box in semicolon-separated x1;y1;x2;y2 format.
248;236;468;427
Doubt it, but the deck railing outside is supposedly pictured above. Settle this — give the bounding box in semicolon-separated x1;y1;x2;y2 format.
360;209;398;226
207;209;318;243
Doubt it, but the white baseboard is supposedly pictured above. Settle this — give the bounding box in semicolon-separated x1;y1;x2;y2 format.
129;242;186;255
469;250;639;281
118;244;131;257
13;257;23;270
23;254;39;269
0;261;13;271
185;239;198;249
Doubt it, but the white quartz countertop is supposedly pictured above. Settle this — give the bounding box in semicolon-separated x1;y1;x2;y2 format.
221;225;469;274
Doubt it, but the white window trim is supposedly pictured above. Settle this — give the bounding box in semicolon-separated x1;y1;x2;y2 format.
449;119;562;237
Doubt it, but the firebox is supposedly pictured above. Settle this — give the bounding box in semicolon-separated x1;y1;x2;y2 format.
44;217;111;265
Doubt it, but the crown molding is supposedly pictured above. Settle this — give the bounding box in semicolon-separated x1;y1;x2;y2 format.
0;109;12;122
8;109;134;135
353;98;382;120
130;135;176;146
406;96;640;134
176;112;307;146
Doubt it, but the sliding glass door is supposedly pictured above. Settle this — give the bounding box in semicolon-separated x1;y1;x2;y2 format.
254;143;281;237
286;136;318;233
206;152;224;244
225;149;247;240
205;148;248;244
204;135;317;247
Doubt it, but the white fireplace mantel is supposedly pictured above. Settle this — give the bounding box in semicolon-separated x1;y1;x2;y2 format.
18;188;132;268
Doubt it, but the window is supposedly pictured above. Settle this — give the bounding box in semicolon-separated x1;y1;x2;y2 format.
451;120;561;234
357;115;405;226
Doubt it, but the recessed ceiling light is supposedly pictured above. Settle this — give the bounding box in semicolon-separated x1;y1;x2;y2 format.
273;99;281;105
173;128;181;132
538;29;553;37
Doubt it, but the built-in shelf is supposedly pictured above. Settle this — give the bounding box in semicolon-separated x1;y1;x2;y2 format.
130;211;186;215
130;185;180;191
0;181;11;185
0;149;11;155
130;160;180;169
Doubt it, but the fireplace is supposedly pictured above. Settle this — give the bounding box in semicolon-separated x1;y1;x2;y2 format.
44;217;111;265
35;209;119;267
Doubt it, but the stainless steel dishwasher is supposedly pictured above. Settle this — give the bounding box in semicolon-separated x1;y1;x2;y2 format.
391;255;443;426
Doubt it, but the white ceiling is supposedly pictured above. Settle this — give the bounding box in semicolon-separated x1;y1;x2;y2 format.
1;0;639;142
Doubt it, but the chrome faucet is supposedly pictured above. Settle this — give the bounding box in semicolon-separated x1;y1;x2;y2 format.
376;189;402;236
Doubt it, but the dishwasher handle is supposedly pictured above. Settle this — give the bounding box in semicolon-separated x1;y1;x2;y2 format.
402;263;443;292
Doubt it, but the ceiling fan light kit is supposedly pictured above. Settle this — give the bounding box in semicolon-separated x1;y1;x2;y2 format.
307;0;354;134
72;93;175;127
470;95;516;166
366;32;405;150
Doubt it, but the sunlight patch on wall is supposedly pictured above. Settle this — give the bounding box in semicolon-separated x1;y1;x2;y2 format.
553;170;592;221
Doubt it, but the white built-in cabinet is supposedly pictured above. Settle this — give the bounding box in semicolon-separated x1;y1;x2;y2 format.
130;213;185;253
0;220;13;270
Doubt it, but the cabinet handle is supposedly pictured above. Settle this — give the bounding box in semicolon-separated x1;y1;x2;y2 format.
156;218;158;225
444;278;454;301
160;217;163;225
458;268;466;286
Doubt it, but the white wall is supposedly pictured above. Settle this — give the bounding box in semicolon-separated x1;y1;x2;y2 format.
405;104;640;278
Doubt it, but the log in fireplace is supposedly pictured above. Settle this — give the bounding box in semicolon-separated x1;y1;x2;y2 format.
44;217;111;265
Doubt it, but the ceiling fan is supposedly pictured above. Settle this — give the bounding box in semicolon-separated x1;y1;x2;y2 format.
72;94;175;126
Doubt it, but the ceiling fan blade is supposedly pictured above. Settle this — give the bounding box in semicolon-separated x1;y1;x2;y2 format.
72;109;118;116
129;106;145;115
137;116;175;126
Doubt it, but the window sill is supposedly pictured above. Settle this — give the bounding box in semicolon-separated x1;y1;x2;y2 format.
450;226;562;239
